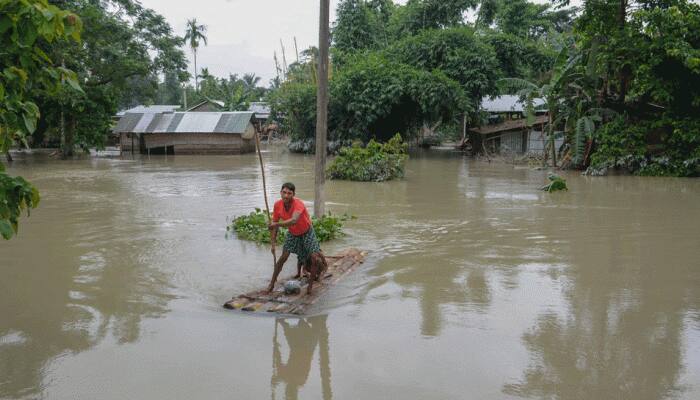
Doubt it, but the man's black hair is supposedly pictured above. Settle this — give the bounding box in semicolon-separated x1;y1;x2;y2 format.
281;182;295;193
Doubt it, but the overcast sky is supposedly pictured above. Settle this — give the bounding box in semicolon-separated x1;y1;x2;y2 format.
138;0;569;87
137;0;347;87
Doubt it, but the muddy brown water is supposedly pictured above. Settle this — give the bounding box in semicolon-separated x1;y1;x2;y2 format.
1;148;699;399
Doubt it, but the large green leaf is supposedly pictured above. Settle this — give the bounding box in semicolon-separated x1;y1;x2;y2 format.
0;220;14;240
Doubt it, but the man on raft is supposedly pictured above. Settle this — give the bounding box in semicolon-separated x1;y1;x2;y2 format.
267;182;327;294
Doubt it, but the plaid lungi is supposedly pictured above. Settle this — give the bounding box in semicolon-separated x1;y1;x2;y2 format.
283;227;321;264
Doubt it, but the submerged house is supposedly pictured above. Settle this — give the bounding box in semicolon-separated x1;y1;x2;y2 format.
114;111;256;155
470;95;562;155
248;102;270;124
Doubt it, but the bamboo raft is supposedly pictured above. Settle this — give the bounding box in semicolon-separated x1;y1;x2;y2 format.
223;248;365;315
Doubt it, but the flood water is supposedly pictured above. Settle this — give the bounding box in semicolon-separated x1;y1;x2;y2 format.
2;147;699;399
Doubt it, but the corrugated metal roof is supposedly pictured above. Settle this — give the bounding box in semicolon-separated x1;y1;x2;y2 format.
132;113;156;133
174;112;222;132
113;113;143;133
114;111;253;134
145;113;175;133
166;113;184;132
117;105;179;116
214;112;254;133
481;95;545;113
248;102;270;114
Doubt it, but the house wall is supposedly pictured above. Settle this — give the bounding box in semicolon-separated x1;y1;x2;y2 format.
527;130;563;155
119;132;141;152
143;132;254;154
499;130;525;154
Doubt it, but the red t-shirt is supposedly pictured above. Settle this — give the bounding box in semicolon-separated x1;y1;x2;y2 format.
272;198;312;236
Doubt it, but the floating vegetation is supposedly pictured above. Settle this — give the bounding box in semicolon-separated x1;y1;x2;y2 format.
327;134;408;182
541;173;568;192
227;208;353;244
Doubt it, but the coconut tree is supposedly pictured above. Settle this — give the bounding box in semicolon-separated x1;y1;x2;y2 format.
241;73;262;100
184;18;207;92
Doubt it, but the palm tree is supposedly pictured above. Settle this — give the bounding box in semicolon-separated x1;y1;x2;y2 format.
242;73;261;91
184;18;207;92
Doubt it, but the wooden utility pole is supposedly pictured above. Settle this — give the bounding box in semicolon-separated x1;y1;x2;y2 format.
314;0;330;218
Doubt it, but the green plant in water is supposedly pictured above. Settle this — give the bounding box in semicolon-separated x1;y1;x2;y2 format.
540;173;568;192
327;133;408;182
227;208;353;244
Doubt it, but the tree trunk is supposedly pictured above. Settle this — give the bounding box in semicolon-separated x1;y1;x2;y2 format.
617;0;630;103
314;0;330;219
5;151;12;163
194;48;198;93
62;116;75;159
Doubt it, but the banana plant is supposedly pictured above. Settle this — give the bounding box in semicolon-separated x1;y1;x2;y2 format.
498;46;580;167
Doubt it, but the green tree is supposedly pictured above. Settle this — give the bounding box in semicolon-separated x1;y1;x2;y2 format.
331;54;469;142
157;71;183;105
387;0;479;38
32;0;188;156
554;0;700;175
0;0;82;239
184;18;207;92
386;27;500;107
333;0;394;54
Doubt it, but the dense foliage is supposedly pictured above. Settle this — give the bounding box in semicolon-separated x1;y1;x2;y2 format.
589;116;700;176
331;55;468;142
30;0;188;155
227;209;351;244
327;134;408;181
271;0;561;153
1;0;80;239
578;1;700;176
1;0;82;156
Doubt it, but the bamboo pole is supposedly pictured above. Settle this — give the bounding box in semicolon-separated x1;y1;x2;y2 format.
254;128;277;267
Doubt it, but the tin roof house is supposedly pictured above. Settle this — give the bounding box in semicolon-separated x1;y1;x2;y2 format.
469;95;561;155
113;111;256;155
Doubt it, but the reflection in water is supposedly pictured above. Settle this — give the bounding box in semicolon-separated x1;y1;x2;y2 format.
0;163;174;399
2;151;700;399
271;316;331;400
503;178;700;399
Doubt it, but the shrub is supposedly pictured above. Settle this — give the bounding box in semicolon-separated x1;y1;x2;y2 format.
326;133;408;181
227;208;352;244
589;115;700;177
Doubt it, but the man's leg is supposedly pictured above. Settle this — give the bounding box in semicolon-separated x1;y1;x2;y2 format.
267;250;290;292
295;259;304;279
306;252;327;295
